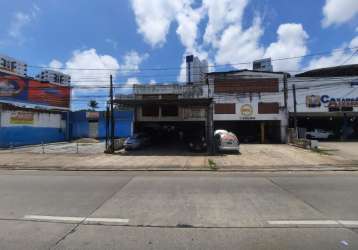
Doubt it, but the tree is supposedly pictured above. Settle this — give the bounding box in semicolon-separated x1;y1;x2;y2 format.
88;100;99;111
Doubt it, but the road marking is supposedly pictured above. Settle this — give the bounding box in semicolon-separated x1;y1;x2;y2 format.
338;220;358;226
24;215;129;224
268;220;339;225
85;217;129;224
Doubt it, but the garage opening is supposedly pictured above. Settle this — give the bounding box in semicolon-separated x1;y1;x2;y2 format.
291;116;358;140
130;121;207;155
214;121;281;143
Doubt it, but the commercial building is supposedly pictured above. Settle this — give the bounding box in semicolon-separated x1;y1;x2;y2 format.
208;69;288;143
0;54;71;147
186;55;208;84
287;64;358;140
0;54;27;77
36;70;71;86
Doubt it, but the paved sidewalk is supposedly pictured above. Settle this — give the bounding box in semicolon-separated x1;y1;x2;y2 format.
0;143;357;171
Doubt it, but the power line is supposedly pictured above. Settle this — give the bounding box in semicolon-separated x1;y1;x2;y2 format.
24;46;358;72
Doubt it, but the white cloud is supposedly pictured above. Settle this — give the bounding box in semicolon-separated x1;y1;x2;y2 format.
131;0;191;47
48;49;150;107
215;17;264;68
149;79;157;85
176;6;204;52
65;49;119;86
203;0;249;47
47;49;121;109
306;35;358;70
265;23;309;72
322;0;358;27
48;59;63;69
8;4;40;40
129;0;311;77
125;77;140;85
120;51;148;74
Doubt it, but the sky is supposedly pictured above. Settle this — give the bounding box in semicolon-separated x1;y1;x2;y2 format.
1;0;358;110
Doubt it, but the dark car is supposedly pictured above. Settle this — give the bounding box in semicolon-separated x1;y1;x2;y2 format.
186;135;207;152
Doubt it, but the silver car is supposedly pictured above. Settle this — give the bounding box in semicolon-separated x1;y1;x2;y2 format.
214;130;240;153
124;133;150;150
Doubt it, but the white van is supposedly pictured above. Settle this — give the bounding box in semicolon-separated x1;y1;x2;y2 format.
214;130;240;154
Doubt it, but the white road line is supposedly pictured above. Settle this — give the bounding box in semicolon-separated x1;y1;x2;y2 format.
85;218;129;224
24;215;129;224
338;220;358;226
268;220;339;225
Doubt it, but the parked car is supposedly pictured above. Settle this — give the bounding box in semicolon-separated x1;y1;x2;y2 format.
305;129;334;139
186;135;207;152
124;133;151;150
214;130;240;153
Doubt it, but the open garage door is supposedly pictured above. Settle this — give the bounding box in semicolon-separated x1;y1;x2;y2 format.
132;121;207;155
214;121;281;143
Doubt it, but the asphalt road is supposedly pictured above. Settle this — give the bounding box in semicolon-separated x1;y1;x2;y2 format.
0;170;358;249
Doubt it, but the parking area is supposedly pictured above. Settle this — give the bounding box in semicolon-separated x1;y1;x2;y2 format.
0;141;354;170
320;142;358;164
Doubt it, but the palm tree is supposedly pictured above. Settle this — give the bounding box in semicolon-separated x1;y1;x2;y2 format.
88;100;99;111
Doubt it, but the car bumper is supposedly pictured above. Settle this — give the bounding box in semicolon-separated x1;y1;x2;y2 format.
124;144;141;149
218;145;240;152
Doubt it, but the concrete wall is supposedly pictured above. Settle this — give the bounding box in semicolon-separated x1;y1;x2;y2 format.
0;109;66;147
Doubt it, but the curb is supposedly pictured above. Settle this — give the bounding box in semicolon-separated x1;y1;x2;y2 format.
0;165;358;172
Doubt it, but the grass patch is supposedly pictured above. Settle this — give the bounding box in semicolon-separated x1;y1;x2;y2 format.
208;159;218;171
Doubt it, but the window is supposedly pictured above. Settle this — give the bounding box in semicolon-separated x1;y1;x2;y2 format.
142;105;159;117
142;95;159;100
258;102;279;114
161;105;178;117
215;103;236;114
214;78;279;93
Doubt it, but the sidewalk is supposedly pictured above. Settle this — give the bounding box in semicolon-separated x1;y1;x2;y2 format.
0;143;357;171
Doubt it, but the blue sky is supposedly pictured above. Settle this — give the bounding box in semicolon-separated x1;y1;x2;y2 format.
1;0;358;109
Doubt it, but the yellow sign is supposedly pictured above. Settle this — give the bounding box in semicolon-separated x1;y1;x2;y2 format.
10;111;34;124
240;104;253;116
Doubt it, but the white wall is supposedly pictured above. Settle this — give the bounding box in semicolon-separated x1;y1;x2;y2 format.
210;71;286;121
1;110;62;128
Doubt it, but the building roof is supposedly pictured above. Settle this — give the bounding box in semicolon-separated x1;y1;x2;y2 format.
207;69;288;76
296;64;358;77
114;98;213;107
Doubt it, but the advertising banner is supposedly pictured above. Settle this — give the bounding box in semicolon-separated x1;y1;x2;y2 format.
0;71;70;109
10;111;34;124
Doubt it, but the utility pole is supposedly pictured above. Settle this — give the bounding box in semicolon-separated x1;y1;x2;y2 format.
283;73;288;109
105;103;109;150
110;74;115;153
292;84;298;138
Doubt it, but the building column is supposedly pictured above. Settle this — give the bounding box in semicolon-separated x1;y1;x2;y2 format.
260;122;265;144
206;103;214;155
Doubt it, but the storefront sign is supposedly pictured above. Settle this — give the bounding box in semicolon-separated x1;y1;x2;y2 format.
10;111;34;124
240;104;254;116
306;95;358;108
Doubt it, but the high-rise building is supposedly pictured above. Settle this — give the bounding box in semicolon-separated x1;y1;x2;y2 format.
36;70;71;85
0;54;27;76
253;58;273;72
186;55;208;84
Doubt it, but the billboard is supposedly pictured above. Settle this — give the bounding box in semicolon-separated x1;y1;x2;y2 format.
0;71;70;109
